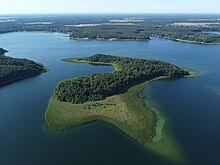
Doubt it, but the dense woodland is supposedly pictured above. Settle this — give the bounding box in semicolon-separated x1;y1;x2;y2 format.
151;28;220;43
0;51;46;86
69;25;151;40
55;54;189;104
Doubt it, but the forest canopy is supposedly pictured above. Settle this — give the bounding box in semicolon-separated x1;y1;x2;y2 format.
55;54;189;104
0;50;47;86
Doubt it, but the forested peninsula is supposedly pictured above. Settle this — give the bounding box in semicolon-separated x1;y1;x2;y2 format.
0;48;47;86
46;54;190;144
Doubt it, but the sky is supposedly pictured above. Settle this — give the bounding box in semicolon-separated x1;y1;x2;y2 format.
0;0;220;14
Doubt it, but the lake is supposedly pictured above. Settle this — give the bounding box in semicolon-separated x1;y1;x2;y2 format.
0;32;220;165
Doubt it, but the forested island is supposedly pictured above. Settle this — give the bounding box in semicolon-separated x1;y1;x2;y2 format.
68;26;151;40
0;48;47;86
46;54;190;144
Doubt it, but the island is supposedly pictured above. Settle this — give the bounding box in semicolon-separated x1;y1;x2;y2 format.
0;48;47;86
45;54;190;144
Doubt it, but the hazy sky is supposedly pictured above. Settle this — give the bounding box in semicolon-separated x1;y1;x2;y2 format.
0;0;220;14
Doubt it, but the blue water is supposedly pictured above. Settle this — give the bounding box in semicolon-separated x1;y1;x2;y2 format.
207;31;220;35
0;32;220;165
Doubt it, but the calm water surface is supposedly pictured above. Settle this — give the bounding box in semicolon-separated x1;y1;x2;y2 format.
0;32;220;165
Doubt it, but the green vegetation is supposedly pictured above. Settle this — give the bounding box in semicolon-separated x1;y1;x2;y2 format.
45;54;192;162
46;54;189;142
69;25;150;40
55;54;188;104
0;49;47;86
155;32;220;44
46;77;166;143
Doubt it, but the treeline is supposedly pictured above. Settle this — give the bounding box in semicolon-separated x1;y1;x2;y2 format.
69;26;151;40
154;31;220;43
0;54;46;86
55;54;189;104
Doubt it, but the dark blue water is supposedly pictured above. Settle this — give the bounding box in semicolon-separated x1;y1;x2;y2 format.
0;32;220;165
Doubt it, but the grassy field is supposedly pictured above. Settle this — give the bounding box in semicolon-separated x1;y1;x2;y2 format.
46;58;167;143
45;77;166;144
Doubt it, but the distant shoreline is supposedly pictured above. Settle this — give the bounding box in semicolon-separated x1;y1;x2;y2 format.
157;36;220;45
65;34;220;45
1;31;220;45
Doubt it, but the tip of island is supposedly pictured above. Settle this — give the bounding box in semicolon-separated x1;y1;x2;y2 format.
0;47;48;87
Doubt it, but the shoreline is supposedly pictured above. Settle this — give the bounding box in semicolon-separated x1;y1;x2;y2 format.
142;78;189;164
175;39;220;45
63;58;121;71
0;72;43;87
158;36;220;45
2;31;220;45
66;36;151;41
182;67;199;77
68;36;220;44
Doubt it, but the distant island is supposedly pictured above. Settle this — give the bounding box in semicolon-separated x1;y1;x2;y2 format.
68;26;151;40
46;54;190;144
0;48;47;86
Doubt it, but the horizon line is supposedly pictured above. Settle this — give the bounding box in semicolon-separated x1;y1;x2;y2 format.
0;12;220;15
